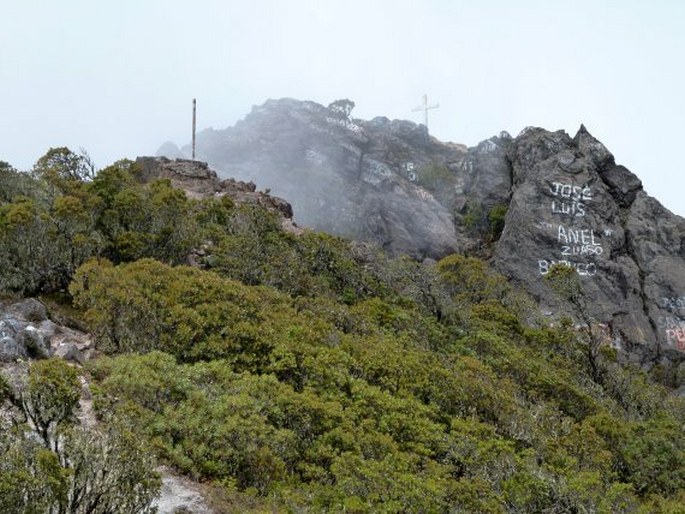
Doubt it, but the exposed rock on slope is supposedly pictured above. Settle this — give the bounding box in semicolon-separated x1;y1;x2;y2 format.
0;298;91;364
0;298;216;512
169;99;467;259
154;467;213;514
158;98;685;379
493;126;685;373
135;156;296;230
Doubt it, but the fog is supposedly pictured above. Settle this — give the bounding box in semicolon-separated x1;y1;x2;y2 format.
1;1;684;215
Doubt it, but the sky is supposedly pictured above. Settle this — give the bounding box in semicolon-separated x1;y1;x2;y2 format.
1;0;684;215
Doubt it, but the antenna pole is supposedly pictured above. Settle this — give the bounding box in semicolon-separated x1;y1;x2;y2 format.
192;98;197;160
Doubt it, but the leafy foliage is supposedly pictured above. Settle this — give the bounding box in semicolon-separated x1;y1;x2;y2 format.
22;359;81;449
0;161;36;202
416;162;456;205
32;146;96;187
327;98;355;119
545;263;605;383
462;201;509;244
0;360;160;513
1;151;683;511
488;203;508;241
77;255;684;511
0;153;198;294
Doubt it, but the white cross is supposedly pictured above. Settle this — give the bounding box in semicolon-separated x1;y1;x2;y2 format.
412;94;439;131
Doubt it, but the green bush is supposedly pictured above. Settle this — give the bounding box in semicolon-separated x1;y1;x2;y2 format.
0;360;160;513
3;151;683;511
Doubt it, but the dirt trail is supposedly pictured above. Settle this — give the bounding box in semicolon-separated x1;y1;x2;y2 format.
154;466;214;513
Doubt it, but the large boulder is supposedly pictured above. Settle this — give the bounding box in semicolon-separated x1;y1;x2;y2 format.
0;318;27;362
8;298;48;322
0;336;27;362
18;325;52;359
492;126;685;375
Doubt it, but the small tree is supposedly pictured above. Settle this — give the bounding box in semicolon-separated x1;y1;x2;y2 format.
487;204;508;242
32;147;96;194
0;360;160;513
22;359;81;451
437;254;509;308
328;99;355;119
544;263;603;383
0;161;36;203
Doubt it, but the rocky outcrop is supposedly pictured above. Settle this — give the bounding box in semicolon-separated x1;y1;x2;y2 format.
159;98;685;380
491;126;685;379
0;299;92;363
135;156;295;224
161;99;517;258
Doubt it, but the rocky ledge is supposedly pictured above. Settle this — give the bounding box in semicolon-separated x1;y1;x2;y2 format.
135;156;295;223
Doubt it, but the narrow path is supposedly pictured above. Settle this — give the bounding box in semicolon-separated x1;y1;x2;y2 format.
154;466;214;514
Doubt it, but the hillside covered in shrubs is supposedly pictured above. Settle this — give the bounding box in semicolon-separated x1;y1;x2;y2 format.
0;149;684;512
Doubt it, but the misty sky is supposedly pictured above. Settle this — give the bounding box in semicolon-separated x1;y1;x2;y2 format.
1;1;684;215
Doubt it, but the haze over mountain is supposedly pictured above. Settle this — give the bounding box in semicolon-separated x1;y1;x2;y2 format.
2;1;685;216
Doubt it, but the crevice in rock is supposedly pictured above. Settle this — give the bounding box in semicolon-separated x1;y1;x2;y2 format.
621;212;661;364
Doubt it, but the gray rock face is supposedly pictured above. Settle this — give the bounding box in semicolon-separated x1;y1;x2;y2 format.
53;342;85;365
0;299;92;363
165;98;685;379
19;326;52;359
492;126;685;377
0;313;49;362
0;335;28;361
189;98;469;259
8;298;48;322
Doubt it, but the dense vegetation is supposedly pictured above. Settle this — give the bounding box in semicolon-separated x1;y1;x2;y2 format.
0;359;160;512
1;149;684;512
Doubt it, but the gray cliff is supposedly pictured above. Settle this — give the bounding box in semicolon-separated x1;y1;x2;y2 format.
493;126;685;378
177;99;468;259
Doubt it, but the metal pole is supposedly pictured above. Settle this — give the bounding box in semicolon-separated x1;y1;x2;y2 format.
192;98;197;160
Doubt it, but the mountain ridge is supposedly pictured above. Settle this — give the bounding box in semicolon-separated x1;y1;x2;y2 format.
159;98;685;382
